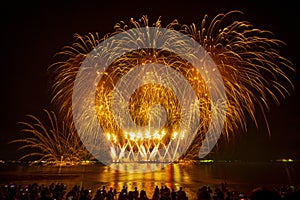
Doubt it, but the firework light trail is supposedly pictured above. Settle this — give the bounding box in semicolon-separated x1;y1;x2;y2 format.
14;11;294;170
70;25;227;172
11;109;94;165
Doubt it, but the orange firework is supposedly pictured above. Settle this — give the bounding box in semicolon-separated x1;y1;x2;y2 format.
14;11;294;165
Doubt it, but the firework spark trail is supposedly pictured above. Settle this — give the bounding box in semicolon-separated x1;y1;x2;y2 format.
53;11;293;161
70;25;225;170
11;109;94;165
14;10;294;167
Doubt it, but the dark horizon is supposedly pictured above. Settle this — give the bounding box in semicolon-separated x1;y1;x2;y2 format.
1;0;299;162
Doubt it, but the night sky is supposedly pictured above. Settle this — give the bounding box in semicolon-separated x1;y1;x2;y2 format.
1;0;299;161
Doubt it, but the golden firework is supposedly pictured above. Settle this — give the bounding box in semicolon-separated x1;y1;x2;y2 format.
12;109;94;165
14;11;294;164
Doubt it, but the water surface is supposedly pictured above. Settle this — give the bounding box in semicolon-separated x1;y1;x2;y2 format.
0;162;299;198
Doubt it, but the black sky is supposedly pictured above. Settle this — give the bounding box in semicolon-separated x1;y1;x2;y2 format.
1;0;299;161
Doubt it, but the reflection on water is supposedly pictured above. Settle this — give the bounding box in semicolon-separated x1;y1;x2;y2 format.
0;162;299;199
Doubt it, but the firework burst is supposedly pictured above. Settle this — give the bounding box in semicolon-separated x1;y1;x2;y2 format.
16;10;294;165
12;109;94;165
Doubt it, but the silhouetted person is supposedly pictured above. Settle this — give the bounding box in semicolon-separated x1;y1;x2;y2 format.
152;186;160;200
250;187;281;200
119;186;128;200
197;186;211;200
106;187;115;200
133;187;139;199
171;188;176;200
139;190;148;200
214;188;224;200
177;187;187;200
128;191;134;200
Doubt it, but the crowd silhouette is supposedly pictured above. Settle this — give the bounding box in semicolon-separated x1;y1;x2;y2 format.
0;182;299;200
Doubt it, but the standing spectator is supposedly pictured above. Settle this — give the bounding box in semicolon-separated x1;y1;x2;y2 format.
177;187;187;200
